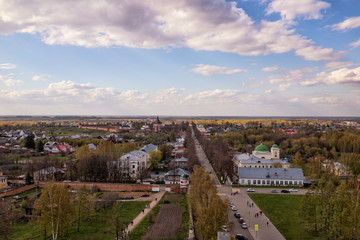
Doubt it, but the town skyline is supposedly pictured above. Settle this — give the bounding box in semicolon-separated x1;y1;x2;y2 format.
0;0;359;116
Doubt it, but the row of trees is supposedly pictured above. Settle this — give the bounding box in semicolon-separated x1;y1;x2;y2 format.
185;126;200;173
188;166;228;239
192;124;233;182
301;176;360;239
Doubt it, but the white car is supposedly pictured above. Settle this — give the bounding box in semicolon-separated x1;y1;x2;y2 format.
289;188;298;192
247;188;255;192
221;225;229;232
231;206;237;211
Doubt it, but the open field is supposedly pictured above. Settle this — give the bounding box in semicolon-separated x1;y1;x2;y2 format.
248;194;324;240
8;201;150;240
143;204;184;239
130;193;189;240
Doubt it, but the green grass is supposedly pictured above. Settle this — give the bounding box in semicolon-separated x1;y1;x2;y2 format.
248;194;323;240
9;201;150;240
130;193;189;240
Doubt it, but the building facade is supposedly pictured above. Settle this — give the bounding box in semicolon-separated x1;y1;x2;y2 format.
238;168;305;186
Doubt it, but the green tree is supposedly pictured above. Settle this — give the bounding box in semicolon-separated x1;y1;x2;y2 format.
36;140;44;152
169;130;177;142
24;133;35;149
149;150;162;170
158;144;172;160
75;145;92;160
76;186;94;232
34;183;73;240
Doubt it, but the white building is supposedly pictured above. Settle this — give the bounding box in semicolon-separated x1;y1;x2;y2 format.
238;168;305;186
119;150;149;179
233;143;290;175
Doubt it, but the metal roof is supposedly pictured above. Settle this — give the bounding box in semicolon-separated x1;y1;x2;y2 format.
238;167;305;180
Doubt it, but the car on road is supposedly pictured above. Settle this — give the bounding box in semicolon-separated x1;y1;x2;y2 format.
270;189;278;193
141;194;150;197
241;222;248;229
289;188;298;192
234;212;241;218
123;196;134;200
281;189;290;193
231;206;237;211
247;188;255;192
236;234;248;240
238;218;244;223
229;202;234;206
307;190;315;194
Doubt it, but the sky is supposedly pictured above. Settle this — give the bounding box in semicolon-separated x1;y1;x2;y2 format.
0;0;360;116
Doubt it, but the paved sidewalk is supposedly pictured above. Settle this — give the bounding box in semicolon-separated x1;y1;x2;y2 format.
231;189;286;240
126;190;165;233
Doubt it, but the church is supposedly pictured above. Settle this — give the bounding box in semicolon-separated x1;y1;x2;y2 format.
233;143;290;171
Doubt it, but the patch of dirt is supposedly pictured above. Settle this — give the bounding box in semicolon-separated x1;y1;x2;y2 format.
163;194;183;203
143;204;184;239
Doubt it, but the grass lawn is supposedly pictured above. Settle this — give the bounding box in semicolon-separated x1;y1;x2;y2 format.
9;201;150;240
248;194;324;240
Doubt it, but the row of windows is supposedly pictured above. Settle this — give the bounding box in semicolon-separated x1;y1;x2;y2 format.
240;179;302;185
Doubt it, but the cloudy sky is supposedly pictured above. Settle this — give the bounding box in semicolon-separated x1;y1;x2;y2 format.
0;0;359;116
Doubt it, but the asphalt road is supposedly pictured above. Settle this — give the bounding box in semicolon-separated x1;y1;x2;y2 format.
240;187;307;195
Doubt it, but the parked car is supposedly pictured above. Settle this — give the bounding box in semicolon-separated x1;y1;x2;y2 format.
270;189;278;193
241;222;248;229
221;225;228;232
308;190;315;194
141;194;150;197
234;212;241;218
238;218;245;223
231;206;237;211
236;234;248;240
247;188;255;192
123;196;134;200
289;189;298;192
281;189;290;193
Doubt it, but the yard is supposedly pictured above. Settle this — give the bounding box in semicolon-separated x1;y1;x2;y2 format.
130;193;189;240
248;194;324;240
9;200;150;240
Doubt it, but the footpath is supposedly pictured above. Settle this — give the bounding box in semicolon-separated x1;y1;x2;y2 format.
125;190;165;233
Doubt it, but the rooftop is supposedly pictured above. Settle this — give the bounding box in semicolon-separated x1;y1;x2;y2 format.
238;168;304;180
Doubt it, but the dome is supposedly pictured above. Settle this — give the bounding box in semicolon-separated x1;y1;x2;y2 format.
271;144;279;149
181;173;189;179
254;143;269;152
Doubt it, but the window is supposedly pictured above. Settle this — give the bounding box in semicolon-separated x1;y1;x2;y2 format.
294;181;297;185
132;170;135;173
257;180;261;184
289;181;292;185
267;180;270;185
132;165;135;169
253;180;256;184
248;180;251;185
280;181;283;185
241;180;245;184
271;180;274;185
262;180;265;184
285;181;288;185
276;181;279;185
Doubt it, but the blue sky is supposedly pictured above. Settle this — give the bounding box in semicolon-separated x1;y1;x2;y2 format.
0;0;359;116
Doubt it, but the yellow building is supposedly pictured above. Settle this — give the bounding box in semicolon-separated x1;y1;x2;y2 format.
0;172;8;189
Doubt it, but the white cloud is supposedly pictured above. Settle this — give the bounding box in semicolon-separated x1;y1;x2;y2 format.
3;78;23;86
289;97;299;103
325;61;356;70
0;63;16;69
265;89;273;94
189;64;247;76
0;0;341;61
331;16;360;31
262;65;279;72
350;38;360;48
295;45;343;61
311;96;338;105
269;67;317;85
301;66;360;86
184;89;243;103
266;0;330;20
32;75;49;81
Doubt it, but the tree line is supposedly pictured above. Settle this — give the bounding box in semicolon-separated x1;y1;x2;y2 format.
192;123;233;182
301;175;360;239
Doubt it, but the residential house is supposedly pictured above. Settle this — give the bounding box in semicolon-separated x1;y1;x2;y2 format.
175;157;188;169
0;172;8;189
164;168;189;184
140;144;158;154
238;168;305;186
34;166;65;182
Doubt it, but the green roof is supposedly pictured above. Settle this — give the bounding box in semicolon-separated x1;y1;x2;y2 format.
181;173;189;179
271;144;279;149
254;143;269;152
